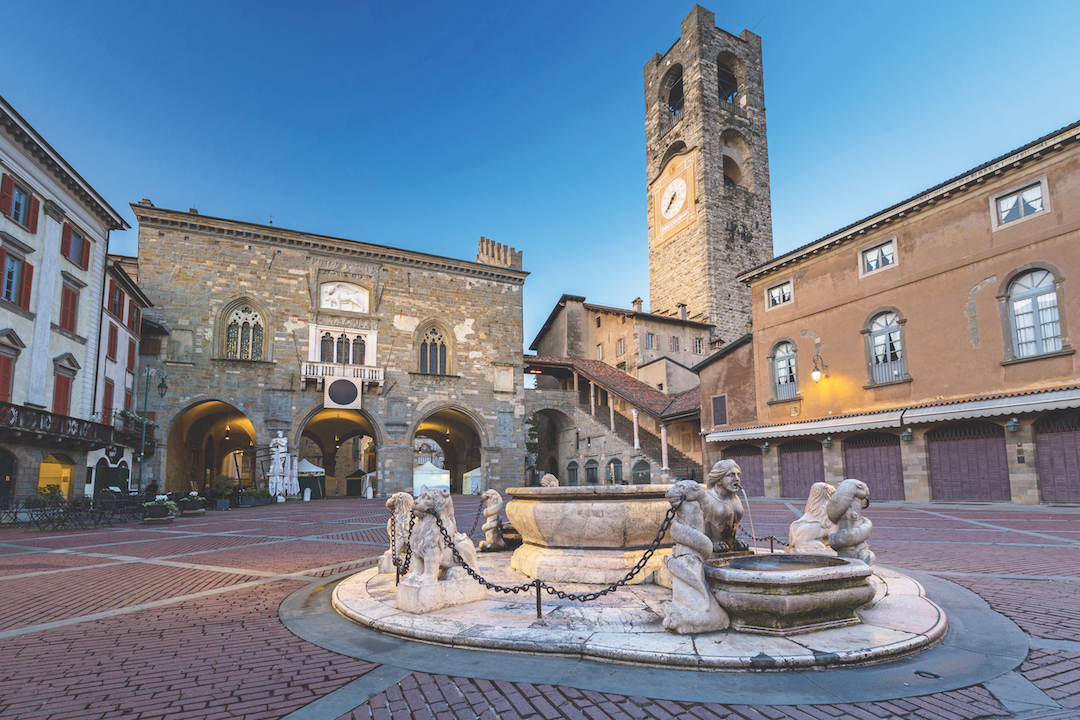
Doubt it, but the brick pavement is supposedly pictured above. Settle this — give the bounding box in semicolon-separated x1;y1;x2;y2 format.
0;498;1076;719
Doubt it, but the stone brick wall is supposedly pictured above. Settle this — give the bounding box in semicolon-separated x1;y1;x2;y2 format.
132;204;526;496
644;6;774;343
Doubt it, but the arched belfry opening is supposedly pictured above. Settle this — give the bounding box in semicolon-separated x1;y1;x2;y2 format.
660;64;685;127
720;129;753;191
412;408;484;494
716;51;747;107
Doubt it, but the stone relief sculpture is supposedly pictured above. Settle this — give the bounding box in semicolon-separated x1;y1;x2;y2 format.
663;480;730;634
478;489;506;552
787;482;838;555
827;479;875;565
320;282;369;314
539;473;559;487
378;492;415;574
402;488;479;585
704;459;749;556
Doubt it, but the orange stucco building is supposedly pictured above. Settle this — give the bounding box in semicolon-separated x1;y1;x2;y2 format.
702;119;1080;504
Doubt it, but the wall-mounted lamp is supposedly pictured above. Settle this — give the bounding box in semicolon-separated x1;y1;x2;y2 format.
761;441;770;453
822;436;832;449
901;427;913;442
224;424;231;441
811;354;827;383
1006;417;1020;433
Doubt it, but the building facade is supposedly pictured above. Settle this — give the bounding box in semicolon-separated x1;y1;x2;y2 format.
645;5;773;342
704;120;1080;504
0;94;128;499
132;204;528;497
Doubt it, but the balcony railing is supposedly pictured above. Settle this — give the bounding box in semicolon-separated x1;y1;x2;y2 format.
0;401;113;447
302;362;384;383
100;410;157;451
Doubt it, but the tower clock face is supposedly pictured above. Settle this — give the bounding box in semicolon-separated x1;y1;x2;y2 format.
660;178;687;219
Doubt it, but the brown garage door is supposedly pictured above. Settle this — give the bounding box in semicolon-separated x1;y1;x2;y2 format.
722;444;765;496
844;433;904;500
779;439;824;498
927;421;1010;501
1035;411;1080;503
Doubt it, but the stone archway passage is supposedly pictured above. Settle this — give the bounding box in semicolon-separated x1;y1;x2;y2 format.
844;433;904;501
721;444;765;496
166;400;257;494
300;408;379;497
1035;411;1080;503
778;439;824;499
413;408;484;494
928;422;1010;502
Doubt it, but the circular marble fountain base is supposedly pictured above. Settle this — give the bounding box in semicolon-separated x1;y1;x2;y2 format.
333;553;947;671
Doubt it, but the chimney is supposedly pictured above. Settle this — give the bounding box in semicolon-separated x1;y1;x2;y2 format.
677;303;687;321
189;207;199;215
632;297;643;313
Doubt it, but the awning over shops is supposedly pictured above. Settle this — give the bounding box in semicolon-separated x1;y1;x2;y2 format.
902;387;1080;425
705;410;903;443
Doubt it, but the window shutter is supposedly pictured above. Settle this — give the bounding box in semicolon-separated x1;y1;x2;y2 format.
712;395;728;426
53;374;70;416
0;175;12;216
133;306;141;338
61;223;72;258
19;262;33;310
127;339;136;371
102;379;114;420
27;195;39;233
108;323;117;358
0;355;11;403
80;233;90;270
108;279;116;314
0;247;6;283
124;390;133;412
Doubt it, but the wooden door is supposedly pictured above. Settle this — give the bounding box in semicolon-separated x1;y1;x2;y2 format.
928;422;1010;501
1035;412;1080;503
779;439;824;498
722;444;765;496
844;433;904;500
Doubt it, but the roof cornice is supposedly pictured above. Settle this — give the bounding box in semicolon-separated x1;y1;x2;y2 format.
738;120;1080;284
131;205;529;284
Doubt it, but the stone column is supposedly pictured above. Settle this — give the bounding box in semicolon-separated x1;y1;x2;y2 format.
660;424;669;470
761;444;781;497
377;444;414;497
900;429;931;501
631;408;640;451
822;438;845;486
590;382;595;416
27;201;66;407
609;403;615;432
1006;420;1039;505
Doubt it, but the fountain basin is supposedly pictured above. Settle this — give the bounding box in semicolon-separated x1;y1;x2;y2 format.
505;485;673;584
705;553;875;635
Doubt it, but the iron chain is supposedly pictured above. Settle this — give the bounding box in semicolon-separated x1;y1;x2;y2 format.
737;526;792;548
390;511;415;575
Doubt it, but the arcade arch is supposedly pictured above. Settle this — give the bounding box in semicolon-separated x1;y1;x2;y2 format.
166;400;257;494
410;407;486;494
298;407;380;496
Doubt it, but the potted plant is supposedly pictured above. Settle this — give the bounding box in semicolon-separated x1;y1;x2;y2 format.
142;498;178;523
179;493;206;514
211;476;235;511
239;488;256;507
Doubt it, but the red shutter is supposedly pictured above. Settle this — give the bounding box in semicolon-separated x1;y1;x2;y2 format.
102;379;114;421
107;324;118;358
53;374;71;416
107;279;116;314
60;287;78;332
124;390;133;411
80;234;90;269
61;223;72;259
27;195;39;233
0;355;11;403
127;299;135;329
19;262;32;310
0;247;6;293
127;339;136;371
133;306;141;338
0;175;12;216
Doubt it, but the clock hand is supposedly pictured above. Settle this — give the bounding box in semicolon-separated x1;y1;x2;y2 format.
666;193;677;212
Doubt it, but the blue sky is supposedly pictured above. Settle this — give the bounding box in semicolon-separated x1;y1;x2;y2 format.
4;1;1080;348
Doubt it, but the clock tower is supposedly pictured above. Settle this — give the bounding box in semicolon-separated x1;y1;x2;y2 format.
645;5;773;343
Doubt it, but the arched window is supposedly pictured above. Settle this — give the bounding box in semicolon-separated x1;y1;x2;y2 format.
659;65;684;133
320;333;334;363
866;310;907;384
225;304;265;361
606;458;623;484
336;334;349;365
1009;269;1062;358
353;337;366;365
567;461;579;486
770;341;798;401
719;129;753;191
717;61;738;104
419;326;448;375
584;459;599;485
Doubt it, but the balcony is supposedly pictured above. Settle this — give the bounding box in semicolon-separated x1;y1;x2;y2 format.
0;401;114;449
103;410;157;453
302;362;384;384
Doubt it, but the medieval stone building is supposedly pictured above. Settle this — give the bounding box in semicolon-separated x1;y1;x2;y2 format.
132;203;527;496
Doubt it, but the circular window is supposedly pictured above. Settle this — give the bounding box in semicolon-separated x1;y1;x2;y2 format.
328;379;358;405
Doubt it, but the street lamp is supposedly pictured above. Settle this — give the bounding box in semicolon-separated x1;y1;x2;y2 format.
136;366;168;492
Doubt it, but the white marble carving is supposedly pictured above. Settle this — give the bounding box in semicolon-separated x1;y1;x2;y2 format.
268;431;288;496
662;480;729;634
378;492;414;574
827;479;875;565
704;459;748;555
402;488;479;585
787;482;838;555
478;489;506;552
539;473;559;487
320;282;369;314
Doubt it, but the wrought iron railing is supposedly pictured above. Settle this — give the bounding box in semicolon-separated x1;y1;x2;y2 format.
872;359;905;385
302;362;384;383
0;401;113;445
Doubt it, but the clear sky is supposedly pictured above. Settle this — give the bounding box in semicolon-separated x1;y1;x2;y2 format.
3;1;1080;349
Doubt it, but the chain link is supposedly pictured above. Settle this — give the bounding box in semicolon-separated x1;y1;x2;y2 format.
466;495;486;538
737;525;792;548
390;511;415;575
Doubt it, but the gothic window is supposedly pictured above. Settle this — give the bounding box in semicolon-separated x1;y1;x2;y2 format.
864;310;908;385
225;304;265;361
320;333;334;362
770;340;798;401
419;326;448;375
353;337;366;365
336;334;349;364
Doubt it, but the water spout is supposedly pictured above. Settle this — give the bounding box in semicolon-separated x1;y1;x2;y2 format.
739;487;757;554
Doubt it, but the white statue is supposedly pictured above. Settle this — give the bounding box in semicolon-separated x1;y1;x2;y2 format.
478;489;506;552
827;479;875;565
787;482;838;555
704;459;748;555
539;473;559;487
662;480;729;634
269;431;288;496
378;492;415;573
401;488;479;586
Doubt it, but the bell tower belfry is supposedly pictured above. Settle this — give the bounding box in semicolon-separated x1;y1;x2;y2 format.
645;5;773;343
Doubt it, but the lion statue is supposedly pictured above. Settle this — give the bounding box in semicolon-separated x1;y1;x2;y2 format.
478;489;506;551
786;482;837;555
827;479;875;565
539;473;559;487
704;459;748;555
378;492;414;574
402;488;479;586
